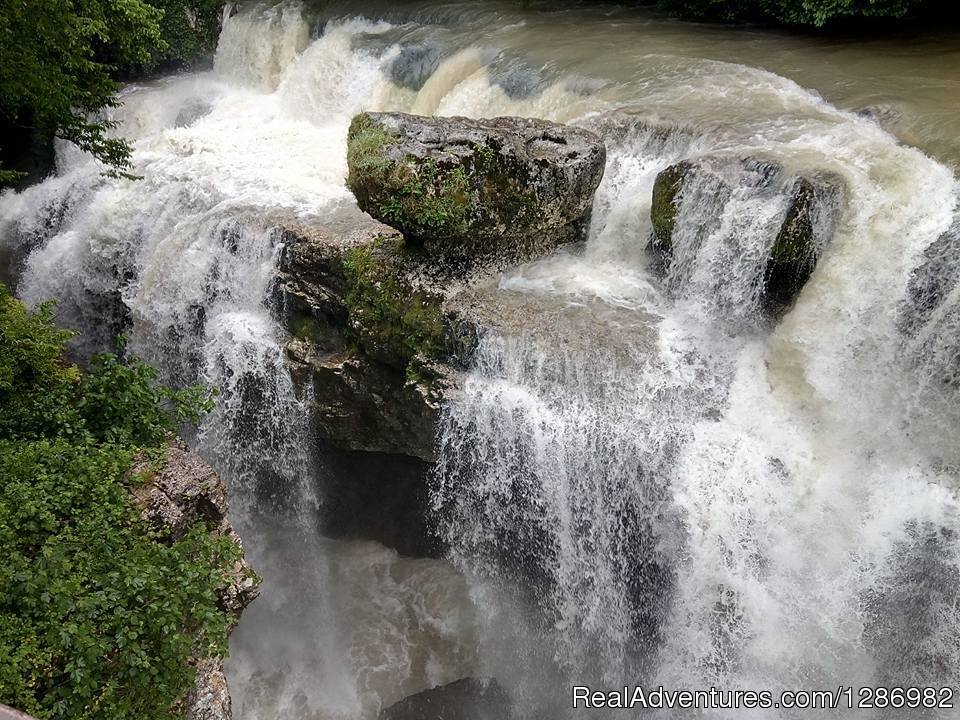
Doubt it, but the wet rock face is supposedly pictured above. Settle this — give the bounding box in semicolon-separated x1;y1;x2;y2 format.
185;658;232;720
378;679;510;720
273;212;470;462
901;218;960;337
650;160;694;255
650;156;844;311
346;112;605;263
286;338;445;461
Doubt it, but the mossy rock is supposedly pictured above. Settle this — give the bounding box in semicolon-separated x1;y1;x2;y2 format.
340;240;445;381
650;160;694;260
765;178;819;307
649;158;842;311
346;111;605;261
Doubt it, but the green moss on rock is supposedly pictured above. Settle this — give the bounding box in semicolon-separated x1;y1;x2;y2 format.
346;112;605;259
375;160;473;239
650;161;692;258
288;312;333;346
341;244;445;380
764;178;818;306
346;114;398;177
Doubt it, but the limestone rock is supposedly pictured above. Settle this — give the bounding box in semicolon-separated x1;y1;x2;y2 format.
273;209;477;462
129;440;228;541
127;440;260;720
185;657;232;720
346;111;605;262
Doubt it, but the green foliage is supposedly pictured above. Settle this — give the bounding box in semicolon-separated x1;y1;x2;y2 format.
76;348;216;446
375;161;472;238
341;245;445;381
656;0;938;25
0;0;222;183
0;288;215;445
0;285;237;720
288;314;328;345
145;0;224;69
0;440;240;720
0;0;164;180
346;114;398;177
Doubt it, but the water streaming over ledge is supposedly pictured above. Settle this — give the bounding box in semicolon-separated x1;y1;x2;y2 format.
2;1;960;718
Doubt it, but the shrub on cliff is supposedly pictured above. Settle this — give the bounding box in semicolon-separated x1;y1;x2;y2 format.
0;285;239;720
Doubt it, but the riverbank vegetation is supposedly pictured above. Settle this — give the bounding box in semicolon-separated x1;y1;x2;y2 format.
0;0;222;184
0;285;239;720
655;0;957;26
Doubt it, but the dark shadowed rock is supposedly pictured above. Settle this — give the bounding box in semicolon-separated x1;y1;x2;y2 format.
900;217;960;337
346;112;605;263
316;440;442;558
390;43;445;91
650;160;694;256
378;679;511;720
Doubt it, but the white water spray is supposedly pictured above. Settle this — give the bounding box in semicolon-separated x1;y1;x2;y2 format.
2;2;959;718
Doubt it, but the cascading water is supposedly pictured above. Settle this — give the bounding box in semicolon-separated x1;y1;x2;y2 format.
2;0;959;718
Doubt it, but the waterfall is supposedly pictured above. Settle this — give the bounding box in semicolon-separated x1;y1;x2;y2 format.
432;55;960;720
2;1;959;718
0;5;480;718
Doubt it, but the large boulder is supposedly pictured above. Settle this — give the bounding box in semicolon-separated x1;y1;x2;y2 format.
649;156;844;310
346;112;605;262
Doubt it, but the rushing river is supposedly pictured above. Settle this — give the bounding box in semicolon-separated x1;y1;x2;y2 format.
2;1;960;718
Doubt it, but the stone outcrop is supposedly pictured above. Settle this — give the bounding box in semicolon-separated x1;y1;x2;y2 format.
273;208;475;462
127;440;260;720
900;216;960;337
277;113;607;463
346;112;605;263
378;679;510;720
649;156;844;309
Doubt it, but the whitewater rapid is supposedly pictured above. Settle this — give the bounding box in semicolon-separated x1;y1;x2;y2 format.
1;1;959;718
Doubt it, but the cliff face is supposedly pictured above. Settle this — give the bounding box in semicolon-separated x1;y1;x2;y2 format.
128;440;260;720
275;111;846;468
273;113;607;463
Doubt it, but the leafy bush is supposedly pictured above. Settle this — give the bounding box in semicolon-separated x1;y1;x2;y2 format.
0;288;213;445
656;0;946;25
0;285;236;720
125;0;225;73
0;0;223;183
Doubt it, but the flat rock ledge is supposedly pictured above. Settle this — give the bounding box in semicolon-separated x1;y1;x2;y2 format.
128;440;260;720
